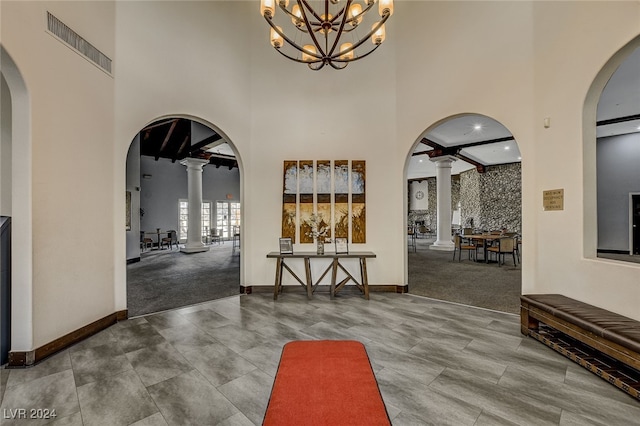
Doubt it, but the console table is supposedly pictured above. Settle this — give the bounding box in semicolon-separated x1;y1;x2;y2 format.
266;251;376;300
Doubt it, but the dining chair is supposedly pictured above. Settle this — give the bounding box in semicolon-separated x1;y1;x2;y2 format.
452;234;476;262
140;232;153;252
486;236;517;266
210;228;222;245
161;230;179;250
407;226;416;252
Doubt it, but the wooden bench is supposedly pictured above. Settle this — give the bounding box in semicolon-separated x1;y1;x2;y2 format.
521;294;640;400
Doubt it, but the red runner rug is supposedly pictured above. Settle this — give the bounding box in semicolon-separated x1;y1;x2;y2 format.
263;340;391;426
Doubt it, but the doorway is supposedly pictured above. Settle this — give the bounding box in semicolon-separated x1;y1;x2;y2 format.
405;113;522;314
125;117;241;317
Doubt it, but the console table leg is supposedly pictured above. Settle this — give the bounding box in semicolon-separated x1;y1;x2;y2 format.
274;258;283;300
304;258;313;299
330;258;339;300
361;258;370;300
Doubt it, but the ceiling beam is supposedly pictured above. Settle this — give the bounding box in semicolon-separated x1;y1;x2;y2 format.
141;118;178;132
596;113;640;127
155;120;178;161
173;133;191;163
453;136;514;150
454;153;485;173
411;150;432;157
189;133;223;154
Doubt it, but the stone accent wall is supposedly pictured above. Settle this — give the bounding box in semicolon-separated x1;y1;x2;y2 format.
410;163;521;234
460;169;481;229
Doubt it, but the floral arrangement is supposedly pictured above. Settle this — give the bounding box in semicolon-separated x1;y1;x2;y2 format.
304;214;329;242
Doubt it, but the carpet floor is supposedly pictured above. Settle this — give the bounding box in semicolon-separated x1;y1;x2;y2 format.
127;243;240;317
408;237;521;314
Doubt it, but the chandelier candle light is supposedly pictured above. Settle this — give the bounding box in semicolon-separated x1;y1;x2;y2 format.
260;0;394;70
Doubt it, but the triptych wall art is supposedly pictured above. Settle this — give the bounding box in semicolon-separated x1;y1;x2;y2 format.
282;160;366;244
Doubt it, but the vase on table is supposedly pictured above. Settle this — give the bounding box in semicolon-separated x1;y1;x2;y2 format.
316;239;324;255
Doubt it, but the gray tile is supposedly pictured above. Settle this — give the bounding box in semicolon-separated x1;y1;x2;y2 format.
77;369;158;426
0;370;79;426
409;340;508;384
238;341;285;377
218;368;274;425
125;341;193;387
376;367;481;425
497;364;640;425
68;328;118;354
563;363;639;406
181;342;257;387
216;412;255;426
431;368;562;425
147;369;238;425
252;321;314;347
129;412;169;426
144;311;190;331
365;340;445;385
5;351;72;389
181;309;233;330
110;322;166;353
473;411;520;426
202;324;271;353
47;412;84;426
70;343;133;386
558;410;608;426
156;322;218;354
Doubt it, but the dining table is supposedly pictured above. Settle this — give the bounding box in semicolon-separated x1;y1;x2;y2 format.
468;234;504;263
144;229;170;249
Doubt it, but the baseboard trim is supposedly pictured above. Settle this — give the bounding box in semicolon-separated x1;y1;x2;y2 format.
242;284;405;295
8;309;128;368
127;257;140;264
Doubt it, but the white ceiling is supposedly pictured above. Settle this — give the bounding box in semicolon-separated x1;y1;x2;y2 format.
408;47;640;180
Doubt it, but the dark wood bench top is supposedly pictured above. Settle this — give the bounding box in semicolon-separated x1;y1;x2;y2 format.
521;294;640;355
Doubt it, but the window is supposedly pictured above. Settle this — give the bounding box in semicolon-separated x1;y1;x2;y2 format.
216;201;241;239
178;200;212;242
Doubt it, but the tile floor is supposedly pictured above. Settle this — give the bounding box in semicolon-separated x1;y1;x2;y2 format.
1;292;639;425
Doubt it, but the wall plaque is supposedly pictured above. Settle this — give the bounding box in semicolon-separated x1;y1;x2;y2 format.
543;189;564;211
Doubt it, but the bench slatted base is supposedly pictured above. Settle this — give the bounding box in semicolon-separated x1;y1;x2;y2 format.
521;294;640;401
528;324;640;400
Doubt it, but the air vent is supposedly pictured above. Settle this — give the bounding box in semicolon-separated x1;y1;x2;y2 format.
46;11;112;74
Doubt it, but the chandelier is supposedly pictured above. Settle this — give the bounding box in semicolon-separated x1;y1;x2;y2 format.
260;0;394;70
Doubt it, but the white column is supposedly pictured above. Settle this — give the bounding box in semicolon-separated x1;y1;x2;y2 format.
430;155;457;251
180;158;210;254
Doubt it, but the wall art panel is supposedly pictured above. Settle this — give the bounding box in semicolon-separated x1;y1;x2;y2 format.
334;160;349;239
299;160;314;243
316;160;332;240
282;160;297;242
351;160;366;243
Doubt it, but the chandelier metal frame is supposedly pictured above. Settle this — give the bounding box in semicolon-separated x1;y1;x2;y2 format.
260;0;393;70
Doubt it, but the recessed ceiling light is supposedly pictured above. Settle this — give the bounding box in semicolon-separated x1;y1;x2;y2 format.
474;124;482;131
637;125;640;130
419;159;423;163
517;156;522;160
504;146;510;150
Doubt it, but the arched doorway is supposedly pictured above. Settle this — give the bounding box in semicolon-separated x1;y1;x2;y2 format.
405;113;523;313
0;47;33;362
125;116;242;317
585;37;640;264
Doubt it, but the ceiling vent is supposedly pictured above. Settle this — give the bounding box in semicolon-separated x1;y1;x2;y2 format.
46;11;112;75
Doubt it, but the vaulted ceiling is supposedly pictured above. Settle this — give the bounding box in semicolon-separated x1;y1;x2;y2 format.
138;118;238;170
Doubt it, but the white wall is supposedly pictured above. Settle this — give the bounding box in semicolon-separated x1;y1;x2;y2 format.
2;1;116;348
0;74;12;216
3;1;640;351
532;2;640;318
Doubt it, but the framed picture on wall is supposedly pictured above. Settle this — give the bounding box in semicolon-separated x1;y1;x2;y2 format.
279;237;293;254
335;237;348;254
